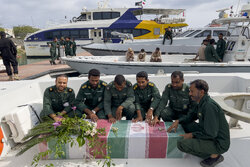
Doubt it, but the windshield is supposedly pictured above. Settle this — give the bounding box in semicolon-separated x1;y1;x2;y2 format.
175;30;194;37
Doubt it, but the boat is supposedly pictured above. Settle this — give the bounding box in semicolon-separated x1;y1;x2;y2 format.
62;4;250;75
1;72;250;167
23;0;187;57
81;26;228;56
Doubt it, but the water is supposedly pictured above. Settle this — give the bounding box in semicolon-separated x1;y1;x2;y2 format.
17;54;48;66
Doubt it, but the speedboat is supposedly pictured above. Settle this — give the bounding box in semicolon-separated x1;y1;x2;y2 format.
23;0;187;57
81;26;228;56
1;73;250;167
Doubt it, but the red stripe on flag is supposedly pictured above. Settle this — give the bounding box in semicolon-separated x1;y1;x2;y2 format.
38;135;48;160
147;122;168;158
88;119;112;158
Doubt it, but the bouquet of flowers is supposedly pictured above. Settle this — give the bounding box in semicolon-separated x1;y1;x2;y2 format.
17;110;113;167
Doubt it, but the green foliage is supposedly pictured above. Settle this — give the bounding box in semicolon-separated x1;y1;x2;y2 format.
13;26;39;39
17;115;114;167
0;27;4;32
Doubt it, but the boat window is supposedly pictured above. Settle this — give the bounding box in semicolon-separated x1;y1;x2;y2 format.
154;28;160;35
93;12;102;20
194;30;211;38
61;30;70;37
45;31;53;40
52;31;60;38
141;29;150;35
103;12;111;19
88;15;91;20
111;12;120;19
242;27;250;39
99;31;102;37
175;30;194;37
78;14;87;21
213;30;228;37
133;29;141;37
70;30;79;38
79;29;89;38
186;30;201;37
94;32;97;37
123;29;132;33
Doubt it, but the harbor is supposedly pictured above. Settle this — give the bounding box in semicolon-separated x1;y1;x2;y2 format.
1;0;250;167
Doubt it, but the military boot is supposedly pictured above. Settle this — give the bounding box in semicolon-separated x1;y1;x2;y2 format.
14;74;20;80
8;75;13;81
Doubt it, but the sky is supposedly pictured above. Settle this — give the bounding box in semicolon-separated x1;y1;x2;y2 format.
0;0;248;29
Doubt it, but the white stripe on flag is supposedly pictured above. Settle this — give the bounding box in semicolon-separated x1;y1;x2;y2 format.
68;138;86;159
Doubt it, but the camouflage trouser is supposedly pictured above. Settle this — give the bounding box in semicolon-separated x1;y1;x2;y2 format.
50;50;57;62
111;104;135;120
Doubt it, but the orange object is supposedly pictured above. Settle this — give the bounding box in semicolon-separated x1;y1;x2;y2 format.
0;128;4;156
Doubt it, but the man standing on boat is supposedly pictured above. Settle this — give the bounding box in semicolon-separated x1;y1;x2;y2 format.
72;38;77;56
74;69;107;122
0;31;19;81
104;74;135;123
48;37;59;65
151;71;196;132
64;37;73;56
40;75;81;121
177;79;230;167
205;39;222;62
133;71;161;122
163;27;173;45
216;33;226;60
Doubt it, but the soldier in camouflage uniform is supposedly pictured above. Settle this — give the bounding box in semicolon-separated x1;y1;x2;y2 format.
216;33;226;60
48;37;59;65
133;71;161;122
72;38;77;56
64;37;73;56
177;79;230;167
74;69;107;122
40;75;81;122
104;74;135;123
152;71;196;132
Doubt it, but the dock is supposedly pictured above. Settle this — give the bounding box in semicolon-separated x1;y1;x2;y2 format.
0;51;92;81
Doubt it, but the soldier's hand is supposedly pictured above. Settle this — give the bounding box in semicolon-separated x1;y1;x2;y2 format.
167;120;179;133
132;115;143;123
90;113;98;122
179;133;193;139
150;117;160;126
145;109;153;123
108;116;116;124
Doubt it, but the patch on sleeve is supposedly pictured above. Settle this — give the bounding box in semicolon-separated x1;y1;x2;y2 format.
49;88;53;92
148;83;154;87
102;82;107;86
167;84;171;88
82;85;87;89
133;84;138;90
68;88;72;92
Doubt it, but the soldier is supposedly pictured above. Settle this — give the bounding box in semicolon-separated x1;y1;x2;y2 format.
104;74;135;123
137;49;146;62
205;39;222;62
216;33;226;60
74;69;107;122
0;31;19;81
193;39;208;61
177;79;230;167
48;37;59;65
133;71;161;122
64;37;73;56
40;75;81;122
152;71;196;131
163;27;173;45
150;47;162;62
58;37;65;59
72;38;77;56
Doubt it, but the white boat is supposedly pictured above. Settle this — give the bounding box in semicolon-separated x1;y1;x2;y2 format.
1;73;250;167
24;0;187;57
81;26;228;56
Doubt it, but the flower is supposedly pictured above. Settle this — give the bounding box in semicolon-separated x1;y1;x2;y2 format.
52;121;62;130
71;106;77;111
111;127;118;136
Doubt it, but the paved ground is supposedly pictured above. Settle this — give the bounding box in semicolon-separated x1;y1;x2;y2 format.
0;51;92;81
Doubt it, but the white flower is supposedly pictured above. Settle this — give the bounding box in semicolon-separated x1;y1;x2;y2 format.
86;130;91;135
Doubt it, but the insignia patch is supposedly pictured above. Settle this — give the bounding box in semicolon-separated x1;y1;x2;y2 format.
98;85;101;88
133;85;138;90
183;104;187;109
88;86;91;89
198;113;202;117
68;88;72;92
149;83;154;87
102;82;107;86
49;88;53;92
82;85;87;89
168;84;171;88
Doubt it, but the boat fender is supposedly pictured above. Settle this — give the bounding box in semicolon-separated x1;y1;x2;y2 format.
0;128;4;157
133;84;138;90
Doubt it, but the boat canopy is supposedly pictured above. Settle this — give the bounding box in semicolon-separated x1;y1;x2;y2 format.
215;17;250;24
132;8;185;16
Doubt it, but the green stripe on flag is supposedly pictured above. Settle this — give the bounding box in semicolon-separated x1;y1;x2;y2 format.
165;122;185;158
108;120;130;158
48;139;67;159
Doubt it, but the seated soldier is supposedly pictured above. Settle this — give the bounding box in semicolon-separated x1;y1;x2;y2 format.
74;69;107;122
137;49;146;62
40;74;81;122
177;80;230;167
150;47;162;62
133;71;161;122
126;48;134;61
104;74;135;123
152;71;196;132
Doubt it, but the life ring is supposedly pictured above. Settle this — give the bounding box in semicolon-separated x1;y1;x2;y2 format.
0;128;4;156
